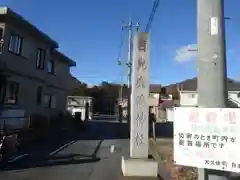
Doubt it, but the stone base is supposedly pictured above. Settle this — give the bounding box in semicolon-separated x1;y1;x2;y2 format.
121;156;158;177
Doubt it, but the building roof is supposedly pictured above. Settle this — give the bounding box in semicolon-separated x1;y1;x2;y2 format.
68;96;93;100
67;96;92;107
0;6;58;48
159;99;180;108
177;77;240;91
149;84;162;93
52;50;76;67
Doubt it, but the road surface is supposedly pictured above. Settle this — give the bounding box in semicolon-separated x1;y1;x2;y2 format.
0;120;130;180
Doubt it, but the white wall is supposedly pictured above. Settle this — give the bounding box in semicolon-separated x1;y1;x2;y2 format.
180;91;240;107
166;108;174;122
180;91;198;106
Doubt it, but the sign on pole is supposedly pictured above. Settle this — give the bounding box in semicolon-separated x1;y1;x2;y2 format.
130;32;149;158
174;107;240;173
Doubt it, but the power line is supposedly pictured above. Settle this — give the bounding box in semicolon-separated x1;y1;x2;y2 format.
116;24;127;101
145;0;160;32
117;26;125;66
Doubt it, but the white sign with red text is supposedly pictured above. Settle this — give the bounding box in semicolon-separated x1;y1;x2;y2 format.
174;107;240;172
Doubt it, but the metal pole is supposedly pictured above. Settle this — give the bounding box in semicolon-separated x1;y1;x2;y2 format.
127;17;132;89
197;0;230;179
127;17;132;126
120;85;123;101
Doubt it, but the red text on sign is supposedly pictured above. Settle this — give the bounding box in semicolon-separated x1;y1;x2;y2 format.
206;112;217;123
224;111;237;124
189;111;200;123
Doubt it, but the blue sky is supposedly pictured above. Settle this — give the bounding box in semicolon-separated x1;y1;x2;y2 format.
1;0;240;86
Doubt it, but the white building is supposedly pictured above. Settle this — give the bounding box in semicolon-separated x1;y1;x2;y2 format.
119;84;162;120
163;77;240;122
178;78;240;107
67;96;93;120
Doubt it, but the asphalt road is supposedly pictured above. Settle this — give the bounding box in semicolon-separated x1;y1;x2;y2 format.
0;120;130;180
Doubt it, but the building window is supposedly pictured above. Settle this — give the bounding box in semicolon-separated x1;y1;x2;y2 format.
161;87;166;94
188;93;195;98
8;34;23;55
47;60;55;74
36;48;46;69
149;93;154;98
36;86;42;105
43;94;56;108
43;94;51;108
4;81;19;104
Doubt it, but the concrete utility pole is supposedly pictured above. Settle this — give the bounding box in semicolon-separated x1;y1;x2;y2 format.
122;17;140;125
197;0;230;179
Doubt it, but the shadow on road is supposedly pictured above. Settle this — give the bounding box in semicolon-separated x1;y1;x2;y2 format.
1;154;100;171
68;120;130;141
0;120;173;172
0;120;128;171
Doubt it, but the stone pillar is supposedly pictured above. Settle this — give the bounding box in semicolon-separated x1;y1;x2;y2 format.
121;32;158;177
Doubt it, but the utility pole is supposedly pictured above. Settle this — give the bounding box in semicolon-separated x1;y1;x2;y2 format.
122;17;140;125
197;0;230;180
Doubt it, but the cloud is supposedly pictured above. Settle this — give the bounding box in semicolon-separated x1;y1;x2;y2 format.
175;44;197;62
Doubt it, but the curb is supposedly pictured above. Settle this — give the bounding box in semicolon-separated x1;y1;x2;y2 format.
149;139;172;180
150;139;168;163
49;140;76;156
8;153;29;163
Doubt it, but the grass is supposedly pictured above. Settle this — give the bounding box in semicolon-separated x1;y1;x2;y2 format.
151;138;198;180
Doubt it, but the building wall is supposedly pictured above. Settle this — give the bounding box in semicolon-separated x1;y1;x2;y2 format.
4;74;67;117
0;21;72;117
2;22;52;80
166;108;174;122
179;91;198;106
149;93;160;106
2;22;71;91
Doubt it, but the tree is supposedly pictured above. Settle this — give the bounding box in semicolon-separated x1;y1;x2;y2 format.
70;80;122;114
71;82;88;96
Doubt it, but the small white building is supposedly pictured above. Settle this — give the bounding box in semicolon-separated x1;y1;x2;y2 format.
67;96;93;120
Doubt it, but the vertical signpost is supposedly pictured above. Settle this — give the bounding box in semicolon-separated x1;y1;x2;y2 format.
197;0;230;179
130;32;149;158
121;32;158;177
